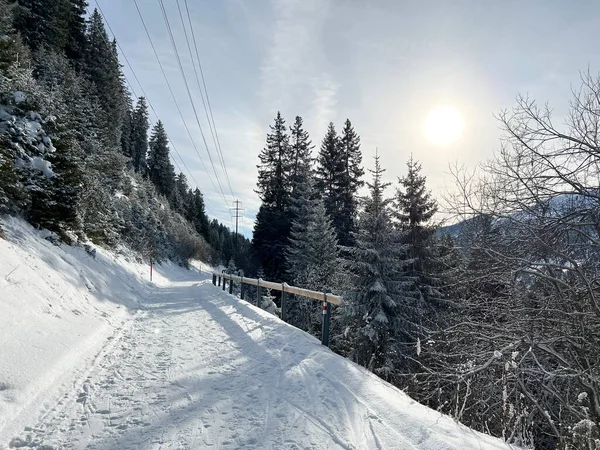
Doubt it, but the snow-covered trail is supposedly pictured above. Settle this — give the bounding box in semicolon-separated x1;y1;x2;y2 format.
6;267;513;450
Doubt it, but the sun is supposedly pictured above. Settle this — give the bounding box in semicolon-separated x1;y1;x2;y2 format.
423;106;464;146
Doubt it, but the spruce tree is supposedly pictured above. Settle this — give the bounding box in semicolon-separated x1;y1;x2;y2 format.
84;10;126;148
395;156;438;303
32;49;97;145
286;115;337;293
64;0;88;71
288;116;313;193
316;120;364;247
316;122;342;209
147;120;175;198
130;96;148;172
189;187;209;238
337;119;364;245
255;111;291;210
0;0;27;71
29;137;84;237
286;176;339;334
25;52;88;237
173;172;190;214
253;112;293;280
342;154;412;380
120;100;134;160
13;0;86;65
0;136;26;214
13;0;65;52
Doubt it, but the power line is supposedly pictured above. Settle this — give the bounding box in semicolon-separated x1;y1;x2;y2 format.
184;0;233;198
178;0;234;199
91;4;211;213
157;0;231;204
131;0;226;205
91;2;217;215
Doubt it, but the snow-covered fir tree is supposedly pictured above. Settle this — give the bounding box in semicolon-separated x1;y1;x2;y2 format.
0;0;27;72
147;120;176;199
131;97;149;173
13;0;65;53
84;10;126;149
341;154;412;381
337;119;364;246
120;100;134;160
316;120;364;247
172;172;188;213
286;176;339;334
316;122;342;217
253;112;293;280
288;115;313;193
395;155;439;305
189;188;209;238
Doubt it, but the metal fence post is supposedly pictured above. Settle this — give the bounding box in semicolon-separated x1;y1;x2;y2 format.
218;275;221;287
212;274;216;286
240;278;245;300
281;283;287;322
222;273;226;291
257;279;262;308
229;277;234;294
321;291;331;347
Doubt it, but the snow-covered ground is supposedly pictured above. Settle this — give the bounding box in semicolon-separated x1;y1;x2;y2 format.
0;218;515;449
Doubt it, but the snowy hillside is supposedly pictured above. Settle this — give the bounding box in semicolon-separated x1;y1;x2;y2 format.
0;218;514;449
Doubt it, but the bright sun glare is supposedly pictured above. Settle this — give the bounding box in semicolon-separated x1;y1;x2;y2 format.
423;106;464;146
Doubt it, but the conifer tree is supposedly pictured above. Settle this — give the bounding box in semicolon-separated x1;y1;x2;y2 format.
316;120;364;247
29;137;84;236
342;154;412;380
288;116;313;193
130;97;148;172
12;0;87;69
337;119;364;245
189;187;209;238
286;175;339;334
84;10;126;148
13;0;65;52
32;49;97;145
253;112;293;280
0;136;26;214
0;0;27;71
395;156;438;303
286;115;337;293
120;101;134;159
255;111;291;210
64;0;88;71
147;120;175;198
25;52;89;237
316;122;342;207
173;172;190;214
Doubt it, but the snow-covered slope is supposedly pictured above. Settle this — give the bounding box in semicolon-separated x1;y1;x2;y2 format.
0;216;186;445
0;218;515;449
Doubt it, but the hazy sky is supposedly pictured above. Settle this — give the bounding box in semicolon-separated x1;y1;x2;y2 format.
98;0;600;236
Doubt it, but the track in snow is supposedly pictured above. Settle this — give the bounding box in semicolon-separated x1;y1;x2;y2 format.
7;271;514;450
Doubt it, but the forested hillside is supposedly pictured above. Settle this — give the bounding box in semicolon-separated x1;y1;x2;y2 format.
0;0;250;268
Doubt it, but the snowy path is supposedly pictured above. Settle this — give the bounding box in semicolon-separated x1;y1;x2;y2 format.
6;271;513;449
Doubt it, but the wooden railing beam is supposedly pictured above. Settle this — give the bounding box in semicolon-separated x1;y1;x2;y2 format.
214;273;342;305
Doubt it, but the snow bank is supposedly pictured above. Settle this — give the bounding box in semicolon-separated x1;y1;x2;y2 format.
191;287;517;449
0;217;188;444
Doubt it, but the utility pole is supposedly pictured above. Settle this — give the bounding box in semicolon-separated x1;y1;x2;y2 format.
229;200;245;255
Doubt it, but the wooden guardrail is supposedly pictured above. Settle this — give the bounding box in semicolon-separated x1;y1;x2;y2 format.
212;272;342;347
